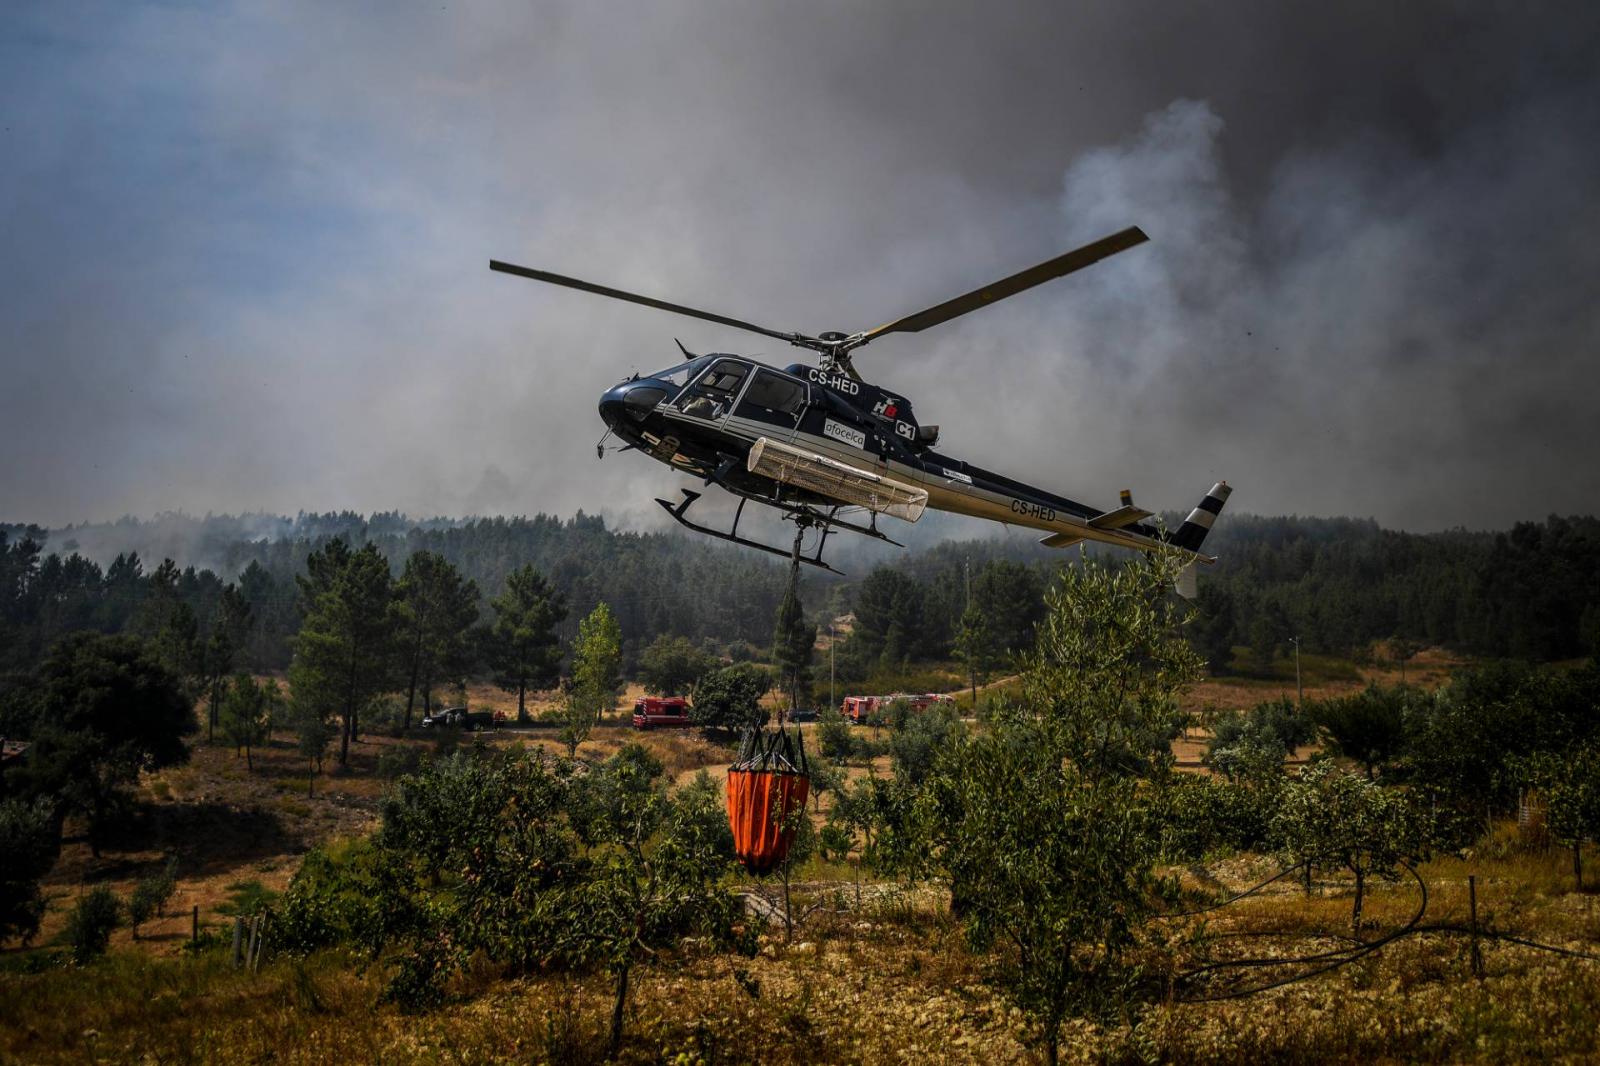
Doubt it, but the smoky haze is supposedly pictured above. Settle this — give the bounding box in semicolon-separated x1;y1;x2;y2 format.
2;1;1597;533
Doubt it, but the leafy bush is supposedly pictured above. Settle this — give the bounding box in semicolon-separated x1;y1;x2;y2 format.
1151;774;1276;861
1311;685;1410;778
1271;761;1433;928
1205;696;1313;779
377;744;426;782
272;838;397;956
815;710;854;763
824;774;919;876
919;550;1202;1065
128;857;178;937
888;703;965;785
65;886;120;963
0;796;59;945
925;716;1159;1062
689;664;770;738
278;743;752;1043
1405;662;1600;818
1517;744;1600;890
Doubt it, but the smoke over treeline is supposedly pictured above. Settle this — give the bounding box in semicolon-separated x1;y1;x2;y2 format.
5;509;1596;679
3;3;1597;530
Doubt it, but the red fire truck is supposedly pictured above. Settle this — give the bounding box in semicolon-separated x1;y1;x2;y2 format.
839;692;955;724
631;696;693;730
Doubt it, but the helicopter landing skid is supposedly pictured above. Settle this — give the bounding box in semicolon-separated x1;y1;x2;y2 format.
654;488;902;574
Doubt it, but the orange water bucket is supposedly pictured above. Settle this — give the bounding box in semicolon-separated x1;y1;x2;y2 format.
726;768;810;874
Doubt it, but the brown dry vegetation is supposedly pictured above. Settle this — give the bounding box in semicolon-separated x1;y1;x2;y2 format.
15;646;1594;1064
7;647;1459;958
7;842;1600;1063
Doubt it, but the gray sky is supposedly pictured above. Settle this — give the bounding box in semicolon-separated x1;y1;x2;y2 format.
3;1;1597;533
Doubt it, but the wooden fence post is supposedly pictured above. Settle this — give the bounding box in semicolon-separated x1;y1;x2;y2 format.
1469;875;1484;978
232;916;243;969
191;905;198;948
252;913;268;972
245;916;259;973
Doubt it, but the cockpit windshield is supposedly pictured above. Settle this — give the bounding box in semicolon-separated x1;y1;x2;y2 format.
651;357;711;390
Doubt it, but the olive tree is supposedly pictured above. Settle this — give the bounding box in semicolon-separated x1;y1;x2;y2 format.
568;745;753;1054
919;549;1201;1066
280;744;751;1054
1271;760;1433;929
1311;685;1410;779
1205;696;1315;780
925;720;1158;1066
1519;746;1600;890
1018;550;1203;782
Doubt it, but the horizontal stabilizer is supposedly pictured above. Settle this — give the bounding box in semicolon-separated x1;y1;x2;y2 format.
1089;504;1153;530
1039;532;1085;549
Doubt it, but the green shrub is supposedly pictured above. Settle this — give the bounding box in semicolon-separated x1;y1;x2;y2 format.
216;879;278;918
1205;696;1314;779
128;857;178;937
278;744;752;1040
65;886;120;963
377;744;426;781
888;703;965;785
1271;760;1434;928
816;710;854;763
272;838;394;955
1151;774;1275;861
0;796;59;945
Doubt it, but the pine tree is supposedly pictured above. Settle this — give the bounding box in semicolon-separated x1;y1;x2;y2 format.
218;675;280;771
953;600;995;705
289;540;398;766
198;584;253;742
771;582;815;720
564;603;623;756
396;552;481;730
487;565;567;723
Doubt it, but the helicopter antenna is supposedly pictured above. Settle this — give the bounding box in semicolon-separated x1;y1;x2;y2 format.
490;225;1147;378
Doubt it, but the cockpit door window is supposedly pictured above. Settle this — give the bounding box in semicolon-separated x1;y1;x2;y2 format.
732;369;809;437
675;359;750;422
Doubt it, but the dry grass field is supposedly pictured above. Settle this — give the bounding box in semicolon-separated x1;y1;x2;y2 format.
7;835;1600;1064
11;646;1598;1064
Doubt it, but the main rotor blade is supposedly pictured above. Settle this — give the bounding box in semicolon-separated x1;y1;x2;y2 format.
855;226;1149;344
489;259;816;348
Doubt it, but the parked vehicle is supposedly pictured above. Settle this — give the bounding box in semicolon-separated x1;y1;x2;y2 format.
420;707;462;729
839;692;954;724
632;696;693;730
419;707;497;731
840;695;883;724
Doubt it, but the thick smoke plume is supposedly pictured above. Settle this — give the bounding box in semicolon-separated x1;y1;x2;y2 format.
2;2;1595;532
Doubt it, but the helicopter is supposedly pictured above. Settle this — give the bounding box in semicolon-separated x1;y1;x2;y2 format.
489;226;1231;591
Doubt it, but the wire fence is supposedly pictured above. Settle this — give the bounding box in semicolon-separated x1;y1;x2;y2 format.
1170;865;1600;1003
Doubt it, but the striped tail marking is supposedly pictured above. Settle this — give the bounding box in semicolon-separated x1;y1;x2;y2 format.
1171;482;1232;552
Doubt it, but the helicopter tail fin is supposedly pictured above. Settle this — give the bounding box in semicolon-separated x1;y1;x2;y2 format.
1170;481;1232;553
